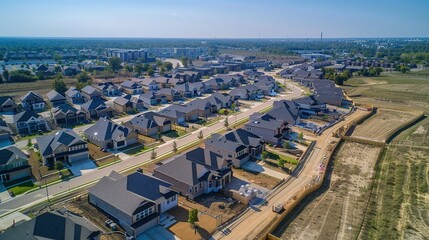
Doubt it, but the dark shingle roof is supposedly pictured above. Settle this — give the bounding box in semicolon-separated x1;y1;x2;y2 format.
84;118;133;141
13;110;41;123
81;98;106;111
37;130;86;156
47;90;66;102
0;146;28;166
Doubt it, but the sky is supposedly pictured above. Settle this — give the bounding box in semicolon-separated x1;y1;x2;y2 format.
0;0;428;38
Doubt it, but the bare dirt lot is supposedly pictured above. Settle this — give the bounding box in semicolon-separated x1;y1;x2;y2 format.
351;109;416;142
273;142;381;240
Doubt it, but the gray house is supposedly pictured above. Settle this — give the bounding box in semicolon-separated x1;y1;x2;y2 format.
84;118;138;150
20;91;46;111
270;100;301;125
0;146;31;184
244;113;289;145
46;90;67;107
125;112;172;137
153;147;232;199
12;110;48;135
52;104;87;126
65;87;85;104
0;96;18;113
80;98;113;119
88;171;178;237
81;85;102;102
37;130;88;166
205;129;265;168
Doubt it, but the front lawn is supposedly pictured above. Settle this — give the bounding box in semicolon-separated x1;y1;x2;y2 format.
265;150;299;165
162;129;187;139
9;180;38;196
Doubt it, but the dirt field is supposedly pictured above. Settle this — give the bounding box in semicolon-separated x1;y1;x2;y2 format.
351;109;416;142
232;168;282;189
0;78;77;99
273;142;381;240
360;119;429;240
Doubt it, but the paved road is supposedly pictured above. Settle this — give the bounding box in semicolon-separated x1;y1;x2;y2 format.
213;109;369;240
0;82;303;220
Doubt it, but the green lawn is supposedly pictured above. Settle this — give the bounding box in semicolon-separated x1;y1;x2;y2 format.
266;150;299;165
162;129;187;138
123;145;148;155
8;181;38;196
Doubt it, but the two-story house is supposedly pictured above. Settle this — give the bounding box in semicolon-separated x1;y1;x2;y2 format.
84;118;138;150
52;104;87;126
20;91;45;111
65;87;85;104
153;147;232;199
138;79;159;91
124;111;172;137
94;82;121;97
0;96;18;113
244;113;289;145
205;129;265;168
121;80;144;94
88;171;178;237
81;85;102;102
46;90;67;107
80;98;113;119
0;146;31;184
36;130;89;166
12;110;48;135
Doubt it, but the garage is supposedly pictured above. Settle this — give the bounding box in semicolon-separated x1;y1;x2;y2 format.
68;152;89;164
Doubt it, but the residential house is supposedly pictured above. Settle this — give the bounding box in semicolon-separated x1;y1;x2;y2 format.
81;85;102;102
205;129;265;168
125;112;171;137
0;146;31;184
158;104;199;123
37;130;89;165
0;209;101;240
139;91;167;107
153;147;232;199
0;119;12;141
138;79;159;91
173;83;194;98
206;92;234;109
12;110;48;135
94;82;121;97
269;100;301;125
0;96;18;113
20;91;45;111
121;80;144;94
65;87;85;104
80;98;113;119
156;88;182;102
84;118;138;150
113;95;144;113
152;76;183;88
229;85;261;100
88;171;178;237
293;96;327;113
189;81;210;95
254;76;278;96
52;104;87;126
244;113;289;145
46;90;66;107
63;65;81;76
173;71;201;82
186;99;215;118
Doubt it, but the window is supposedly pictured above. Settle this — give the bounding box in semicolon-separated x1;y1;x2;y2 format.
135;207;153;221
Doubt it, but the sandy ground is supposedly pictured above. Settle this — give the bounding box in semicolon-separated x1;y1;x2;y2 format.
273;142;381;240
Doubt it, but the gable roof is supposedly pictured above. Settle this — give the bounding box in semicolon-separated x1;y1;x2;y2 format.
127;111;170;130
0;96;15;106
84;118;133;141
64;87;81;98
0;146;28;166
81;85;98;95
13;110;42;123
47;90;66;102
37;130;86;156
88;171;176;216
80;98;106;111
20;91;44;102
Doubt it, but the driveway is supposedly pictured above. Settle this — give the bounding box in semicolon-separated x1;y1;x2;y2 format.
68;159;97;176
242;161;288;180
137;225;179;240
0;184;11;204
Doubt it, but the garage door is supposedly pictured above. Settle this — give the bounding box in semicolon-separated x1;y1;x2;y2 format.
177;117;185;123
69;152;89;164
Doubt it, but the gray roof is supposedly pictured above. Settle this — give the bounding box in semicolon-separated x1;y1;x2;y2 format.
88;171;176;216
81;98;107;111
20;91;43;102
0;96;15;106
0;210;100;240
47;90;66;102
13;110;42;123
246;113;286;131
0;146;28;166
84;118;133;142
37;130;86;157
64;87;81;98
127;111;170;130
81;85;98;95
121;80;141;88
53;104;81;116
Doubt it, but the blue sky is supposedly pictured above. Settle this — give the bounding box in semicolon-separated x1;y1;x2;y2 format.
0;0;428;38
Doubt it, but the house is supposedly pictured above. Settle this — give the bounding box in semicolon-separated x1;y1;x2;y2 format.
270;100;301;125
158;104;199;123
229;85;261;100
156;108;186;124
63;65;81;76
121;80;144;94
254;76;278;96
0;146;31;184
65;87;85;104
88;171;178;237
0;119;12;141
173;71;201;82
80;98;113;119
125;112;172;136
206;92;234;109
156;88;182;102
0;209;101;240
94;82;121;97
81;85;102;102
205;129;265;168
139;91;167;107
46;90;66;107
52;104;87;126
152;76;183;88
113;95;144;113
205;78;228;91
173;83;193;98
244;113;289;145
138;78;159;91
20;91;45;111
293;96;327;113
84;118;138;150
153;147;232;199
36;130;88;166
189;81;210;95
0;96;18;113
12;110;48;135
186;99;215;118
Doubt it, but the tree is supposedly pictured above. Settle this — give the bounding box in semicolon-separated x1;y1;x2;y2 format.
53;54;62;63
172;141;177;152
108;57;122;71
27;139;32;147
298;132;304;140
282;141;290;149
53;77;67;95
155;59;163;67
188;209;199;228
224;117;229;129
142;63;150;72
157;132;163;142
134;63;143;76
9;70;38;82
55;161;64;170
400;65;410;73
278;159;286;168
147;68;155;77
198;130;203;139
76;71;91;83
163;62;173;71
180;57;189;67
261;151;269;161
2;70;9;81
231;102;237;112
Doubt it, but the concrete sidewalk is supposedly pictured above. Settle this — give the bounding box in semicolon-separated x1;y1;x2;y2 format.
242;161;289;180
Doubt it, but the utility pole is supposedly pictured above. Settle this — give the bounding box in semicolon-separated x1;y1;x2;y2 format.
38;170;50;203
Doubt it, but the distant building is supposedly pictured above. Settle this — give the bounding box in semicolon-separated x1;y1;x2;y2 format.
106;48;148;62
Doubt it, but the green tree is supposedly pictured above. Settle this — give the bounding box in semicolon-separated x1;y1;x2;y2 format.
163;62;173;71
282;141;290;149
55;161;64;170
53;77;67;95
53;54;62;63
36;72;45;80
27;139;32;147
147;68;155;76
2;70;9;81
155;59;163;67
134;63;143;76
231;102;237;112
108;57;122;71
278;159;286;168
180;57;189;67
9;70;38;82
76;71;91;83
188;209;199;228
261;151;269;161
142;63;150;72
0;75;3;84
400;65;410;73
298;132;304;140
